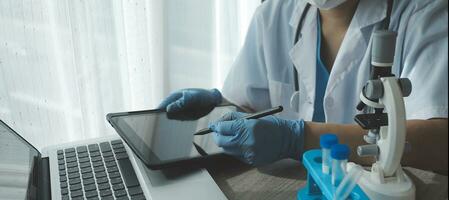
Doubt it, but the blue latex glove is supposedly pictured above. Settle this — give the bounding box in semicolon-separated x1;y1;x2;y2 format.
209;112;305;166
157;88;222;120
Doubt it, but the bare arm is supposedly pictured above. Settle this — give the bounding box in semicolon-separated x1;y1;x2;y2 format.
304;119;448;175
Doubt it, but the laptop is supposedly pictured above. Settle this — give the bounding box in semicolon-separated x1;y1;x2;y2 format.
0;120;227;200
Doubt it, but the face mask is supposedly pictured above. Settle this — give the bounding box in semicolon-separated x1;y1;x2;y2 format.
305;0;347;10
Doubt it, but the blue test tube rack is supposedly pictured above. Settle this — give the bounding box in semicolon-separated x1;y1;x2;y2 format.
297;150;369;200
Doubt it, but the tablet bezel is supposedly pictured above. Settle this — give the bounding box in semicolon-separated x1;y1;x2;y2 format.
106;106;234;170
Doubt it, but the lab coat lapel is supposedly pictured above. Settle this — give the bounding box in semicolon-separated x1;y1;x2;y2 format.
289;5;318;120
324;0;388;122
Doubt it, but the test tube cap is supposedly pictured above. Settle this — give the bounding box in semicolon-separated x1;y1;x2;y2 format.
320;134;339;149
331;144;351;160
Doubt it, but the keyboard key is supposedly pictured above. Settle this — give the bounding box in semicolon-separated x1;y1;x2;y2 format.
76;146;88;153
79;157;90;163
115;153;129;160
94;166;105;173
98;183;110;190
65;152;76;158
58;154;64;160
102;151;114;157
128;186;143;196
111;139;122;145
91;156;102;162
110;177;123;184
67;167;79;173
92;161;104;167
103;156;115;162
68;173;80;179
61;188;68;195
114;189;127;197
59;176;67;182
90;151;101;157
58;159;65;165
61;194;69;200
117;158;139;187
59;170;66;176
81;167;92;173
112;183;125;191
87;197;99;200
100;189;113;197
72;197;84;200
117;196;130;200
85;191;98;198
130;194;146;200
88;144;100;152
100;142;112;152
102;196;114;200
82;172;93;179
97;177;108;184
70;190;83;198
112;143;125;150
65;148;75;153
114;148;126;154
69;183;82;191
67;162;78;168
57;150;64;155
83;178;95;185
107;166;118;173
69;178;81;185
84;184;97;191
78;152;89;158
106;162;117;168
95;172;107;178
60;181;67;188
66;157;77;163
58;165;65;171
108;171;121;178
79;162;91;168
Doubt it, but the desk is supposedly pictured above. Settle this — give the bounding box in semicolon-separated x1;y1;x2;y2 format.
208;158;448;200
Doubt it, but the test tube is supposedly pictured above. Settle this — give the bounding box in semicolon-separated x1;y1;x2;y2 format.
333;164;364;200
331;144;351;186
320;134;339;174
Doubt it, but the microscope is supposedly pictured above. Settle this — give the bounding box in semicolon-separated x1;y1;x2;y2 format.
354;30;416;199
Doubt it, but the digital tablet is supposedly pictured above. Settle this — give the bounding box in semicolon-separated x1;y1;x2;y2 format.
106;105;237;169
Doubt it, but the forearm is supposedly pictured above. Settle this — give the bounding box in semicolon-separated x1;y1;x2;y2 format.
303;119;448;174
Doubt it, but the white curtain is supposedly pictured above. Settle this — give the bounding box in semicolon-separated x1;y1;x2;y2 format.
0;0;260;150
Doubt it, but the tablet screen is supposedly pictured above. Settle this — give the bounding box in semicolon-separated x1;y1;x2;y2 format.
107;106;236;168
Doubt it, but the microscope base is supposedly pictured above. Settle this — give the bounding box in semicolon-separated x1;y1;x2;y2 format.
358;168;415;200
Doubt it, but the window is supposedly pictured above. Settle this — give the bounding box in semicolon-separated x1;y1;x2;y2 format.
0;0;260;148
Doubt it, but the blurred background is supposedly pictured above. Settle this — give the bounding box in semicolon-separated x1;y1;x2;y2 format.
0;0;260;149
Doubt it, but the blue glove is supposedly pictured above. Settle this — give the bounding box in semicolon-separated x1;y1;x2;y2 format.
209;112;305;166
157;88;222;120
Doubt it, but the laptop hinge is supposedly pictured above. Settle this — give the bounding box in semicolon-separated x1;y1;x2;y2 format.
38;157;51;200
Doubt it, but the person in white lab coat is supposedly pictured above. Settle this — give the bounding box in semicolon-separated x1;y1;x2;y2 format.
158;0;448;173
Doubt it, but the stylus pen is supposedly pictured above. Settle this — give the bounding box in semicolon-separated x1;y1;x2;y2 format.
194;106;284;136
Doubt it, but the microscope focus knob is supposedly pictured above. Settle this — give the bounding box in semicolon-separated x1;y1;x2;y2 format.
398;78;412;97
357;144;379;157
365;80;384;100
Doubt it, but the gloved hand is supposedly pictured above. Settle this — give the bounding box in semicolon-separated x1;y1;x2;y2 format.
157;88;222;120
209;112;305;166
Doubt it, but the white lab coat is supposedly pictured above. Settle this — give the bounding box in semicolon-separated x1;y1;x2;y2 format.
222;0;448;124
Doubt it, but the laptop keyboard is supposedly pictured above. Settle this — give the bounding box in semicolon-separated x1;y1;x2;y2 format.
57;140;146;200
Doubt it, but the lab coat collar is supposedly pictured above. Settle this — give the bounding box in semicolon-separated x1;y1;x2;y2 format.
289;0;307;29
289;0;388;30
352;0;388;30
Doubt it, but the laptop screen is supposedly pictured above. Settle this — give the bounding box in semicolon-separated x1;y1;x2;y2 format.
0;121;40;200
